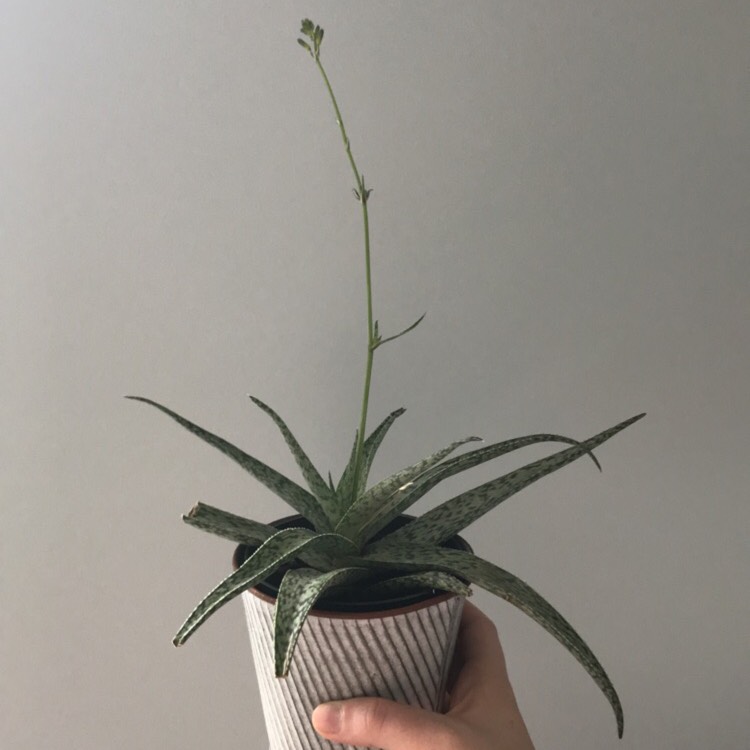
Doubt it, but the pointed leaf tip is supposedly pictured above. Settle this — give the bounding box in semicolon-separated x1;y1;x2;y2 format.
247;394;337;523
336;407;409;507
377;312;427;347
373;412;646;549
125;395;330;529
363;545;623;736
338;435;484;539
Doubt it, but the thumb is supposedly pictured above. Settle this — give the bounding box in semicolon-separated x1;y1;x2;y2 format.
312;697;456;749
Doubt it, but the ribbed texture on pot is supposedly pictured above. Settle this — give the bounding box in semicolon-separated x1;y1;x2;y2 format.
241;591;465;750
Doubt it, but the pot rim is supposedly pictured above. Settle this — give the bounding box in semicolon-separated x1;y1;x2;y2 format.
246;585;461;620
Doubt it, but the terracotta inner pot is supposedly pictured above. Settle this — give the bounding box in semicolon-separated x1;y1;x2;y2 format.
233;513;472;613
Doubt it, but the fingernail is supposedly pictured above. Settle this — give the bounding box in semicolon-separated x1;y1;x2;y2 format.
313;702;343;735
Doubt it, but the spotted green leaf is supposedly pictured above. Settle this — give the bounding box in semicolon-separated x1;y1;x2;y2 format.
359;431;602;542
336;435;482;540
173;528;358;646
273;567;371;677
183;502;276;546
362;545;623;738
372;414;645;550
336;407;406;508
181;502;334;570
126;396;330;531
336;430;358;507
249;396;338;524
365;570;472;599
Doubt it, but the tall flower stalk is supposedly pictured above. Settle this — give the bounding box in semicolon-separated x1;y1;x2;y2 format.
298;21;424;505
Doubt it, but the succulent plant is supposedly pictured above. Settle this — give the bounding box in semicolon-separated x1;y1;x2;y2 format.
129;19;642;739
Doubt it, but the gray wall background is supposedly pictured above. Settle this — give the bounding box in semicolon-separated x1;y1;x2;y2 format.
2;2;748;748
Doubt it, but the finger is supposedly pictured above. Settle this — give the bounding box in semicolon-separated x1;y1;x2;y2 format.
456;601;505;671
312;697;458;750
448;601;513;710
454;601;508;680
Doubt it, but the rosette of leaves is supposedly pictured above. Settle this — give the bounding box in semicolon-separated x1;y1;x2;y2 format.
129;19;642;738
129;393;641;739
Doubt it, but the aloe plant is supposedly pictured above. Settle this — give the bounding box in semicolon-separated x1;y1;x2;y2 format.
129;19;643;739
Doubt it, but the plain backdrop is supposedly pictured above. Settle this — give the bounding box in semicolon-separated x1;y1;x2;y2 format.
2;2;748;749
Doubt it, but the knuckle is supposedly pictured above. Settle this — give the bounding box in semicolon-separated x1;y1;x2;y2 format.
476;615;499;641
358;699;391;736
481;614;499;633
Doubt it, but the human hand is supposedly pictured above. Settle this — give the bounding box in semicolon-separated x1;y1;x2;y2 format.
311;600;535;749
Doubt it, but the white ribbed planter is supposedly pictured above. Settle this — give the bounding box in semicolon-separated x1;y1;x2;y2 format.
235;514;470;750
241;586;465;750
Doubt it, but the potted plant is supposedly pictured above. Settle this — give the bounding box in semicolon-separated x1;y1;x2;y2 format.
129;19;642;747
